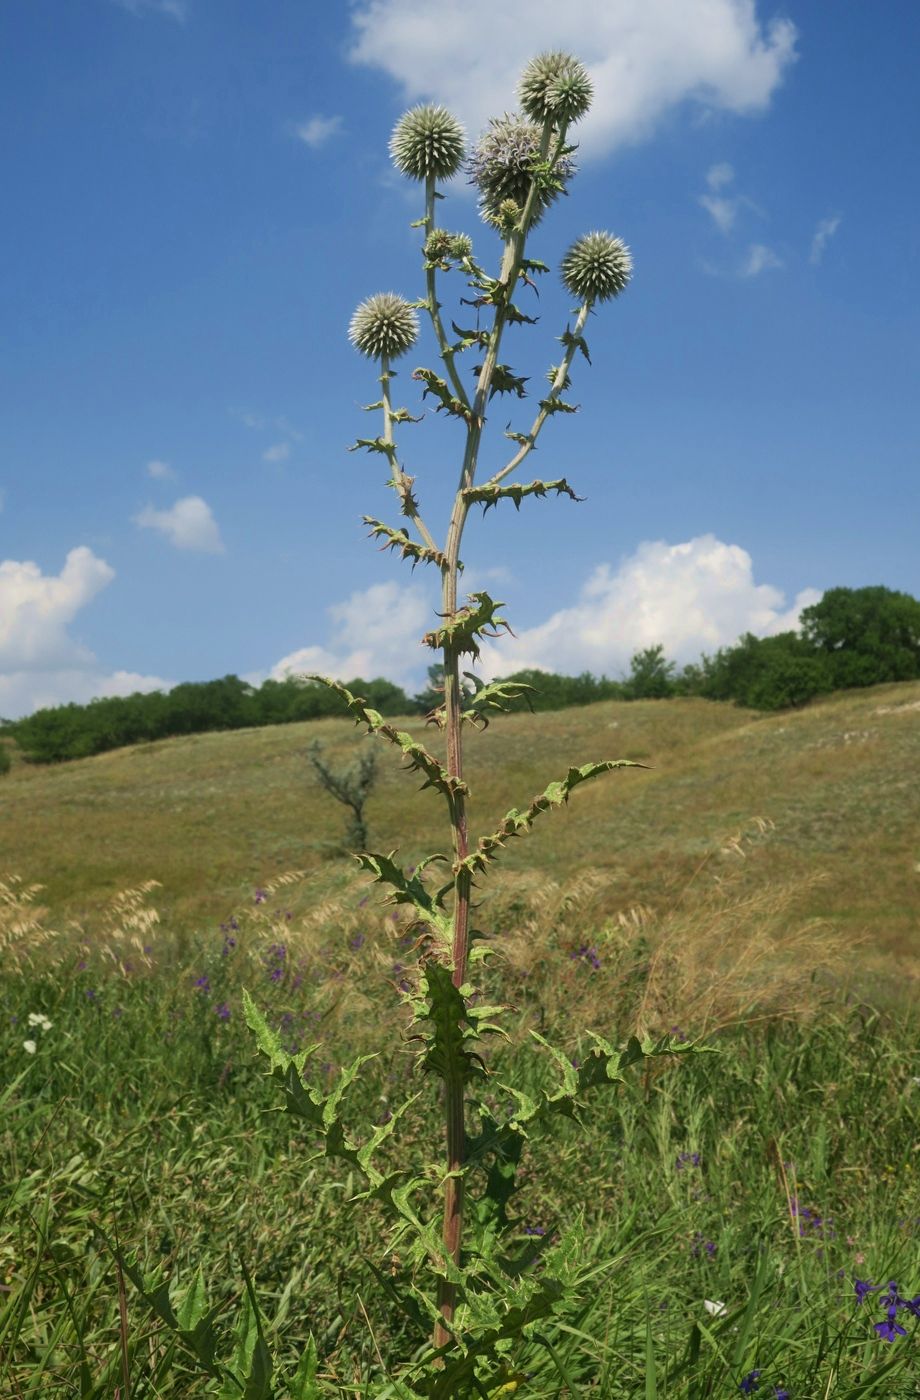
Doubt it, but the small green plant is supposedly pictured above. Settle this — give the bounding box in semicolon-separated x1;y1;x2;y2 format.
241;51;712;1394
308;738;378;851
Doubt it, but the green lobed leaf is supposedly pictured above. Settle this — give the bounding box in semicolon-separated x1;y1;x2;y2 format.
462;477;584;514
363;517;450;572
301;676;469;801
412;367;473;421
460;760;645;877
422;593;512;661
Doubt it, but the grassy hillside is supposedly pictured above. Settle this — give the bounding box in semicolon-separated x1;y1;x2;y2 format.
2;680;918;983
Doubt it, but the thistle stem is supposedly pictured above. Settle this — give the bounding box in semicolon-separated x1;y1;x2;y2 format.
424;177;471;411
380;355;439;554
433;116;562;1350
487;298;592;487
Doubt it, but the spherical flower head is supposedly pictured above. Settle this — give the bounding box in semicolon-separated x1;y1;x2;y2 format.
448;232;473;261
348;293;419;361
518;51;593;125
468;114;574;227
389;104;466;182
561;231;632;303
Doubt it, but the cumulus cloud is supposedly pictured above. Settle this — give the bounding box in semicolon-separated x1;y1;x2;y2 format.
739;242;783;276
294;115;344;149
0;547;167;718
265;580;433;691
349;0;797;159
146;459;176;480
474;535;822;679
262;442;291;463
134;495;224;553
810;214;842;265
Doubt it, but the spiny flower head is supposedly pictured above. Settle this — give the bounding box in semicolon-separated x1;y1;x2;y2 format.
561;231;632;303
468;113;575;228
519;51;593;126
348;293;419;361
389;104;466;182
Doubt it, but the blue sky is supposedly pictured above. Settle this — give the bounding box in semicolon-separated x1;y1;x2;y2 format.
1;0;918;716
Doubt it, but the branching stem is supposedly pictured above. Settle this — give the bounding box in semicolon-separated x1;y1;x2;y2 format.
380;355;439;555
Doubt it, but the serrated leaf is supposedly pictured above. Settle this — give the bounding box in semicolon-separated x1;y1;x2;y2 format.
422;593;512;661
461;760;644;876
462;478;583;515
363;517;449;572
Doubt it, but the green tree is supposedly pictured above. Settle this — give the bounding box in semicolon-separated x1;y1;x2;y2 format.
800;586;920;687
623;644;676;699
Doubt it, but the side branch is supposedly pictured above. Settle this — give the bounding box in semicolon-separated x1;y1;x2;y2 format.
363;516;451;571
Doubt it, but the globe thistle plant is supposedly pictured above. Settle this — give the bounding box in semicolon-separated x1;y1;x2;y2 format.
561;231;633;304
347;292;419;361
245;49;704;1397
518;49;593;126
389;103;466;182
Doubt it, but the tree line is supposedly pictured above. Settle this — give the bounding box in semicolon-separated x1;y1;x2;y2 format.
2;586;918;765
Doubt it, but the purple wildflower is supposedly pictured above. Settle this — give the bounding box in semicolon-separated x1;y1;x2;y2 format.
193;976;210;993
854;1278;881;1305
523;1226;546;1236
349;933;366;951
215;1003;231;1021
254;888;267;905
676;1151;701;1171
739;1371;761;1394
691;1232;716;1259
774;1390;790;1399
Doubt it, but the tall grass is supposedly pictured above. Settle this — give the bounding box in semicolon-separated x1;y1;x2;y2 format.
2;837;919;1394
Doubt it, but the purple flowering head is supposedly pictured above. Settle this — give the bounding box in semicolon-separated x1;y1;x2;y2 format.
254;888;267;905
739;1371;761;1394
215;1002;231;1021
194;975;210;993
676;1151;701;1171
523;1225;546;1236
774;1390;790;1400
349;933;366;951
854;1278;881;1305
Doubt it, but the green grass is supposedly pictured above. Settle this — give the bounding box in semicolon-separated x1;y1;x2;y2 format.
2;683;920;1394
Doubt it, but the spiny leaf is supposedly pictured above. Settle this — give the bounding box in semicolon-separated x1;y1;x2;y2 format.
301;676;469;801
354;850;451;944
462;478;584;514
363;517;450;571
560;326;591;364
450;321;490;351
537;395;579;416
460;760;644;876
412;367;473;421
426;675;535;732
423;593;512;661
472;363;530;399
503;302;539;327
348;435;398;459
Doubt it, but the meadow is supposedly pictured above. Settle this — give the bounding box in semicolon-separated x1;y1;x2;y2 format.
2;682;920;1395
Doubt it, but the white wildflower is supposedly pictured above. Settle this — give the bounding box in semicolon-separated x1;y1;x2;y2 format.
27;1013;52;1031
23;1039;37;1054
704;1299;727;1317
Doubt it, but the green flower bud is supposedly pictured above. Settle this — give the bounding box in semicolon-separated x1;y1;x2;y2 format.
561;231;632;303
348;293;419;361
389;104;466;182
448;232;473;261
519;51;593;126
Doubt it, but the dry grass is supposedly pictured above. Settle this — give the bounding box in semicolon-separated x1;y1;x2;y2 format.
0;680;918;994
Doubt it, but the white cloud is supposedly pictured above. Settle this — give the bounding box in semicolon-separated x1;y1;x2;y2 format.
349;1;797;160
706;161;735;191
0;547;168;718
146;459;176;480
265;580;433;690
740;242;783;276
262;442;291;463
294;115;344;149
810;214;841;266
111;0;187;20
134;495;224;553
473;535;821;679
699;192;738;234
